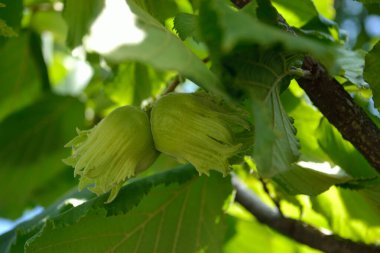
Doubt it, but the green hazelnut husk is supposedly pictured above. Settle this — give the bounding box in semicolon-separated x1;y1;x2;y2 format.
64;106;159;202
150;92;252;176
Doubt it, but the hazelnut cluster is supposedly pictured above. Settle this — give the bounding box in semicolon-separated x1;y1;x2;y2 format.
64;92;252;202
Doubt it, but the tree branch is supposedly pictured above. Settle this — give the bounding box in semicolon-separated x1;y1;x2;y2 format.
297;57;380;174
228;0;380;250
230;0;380;174
232;176;380;253
230;0;251;8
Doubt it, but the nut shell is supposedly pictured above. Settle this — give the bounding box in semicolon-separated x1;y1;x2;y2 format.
64;106;159;202
151;92;251;175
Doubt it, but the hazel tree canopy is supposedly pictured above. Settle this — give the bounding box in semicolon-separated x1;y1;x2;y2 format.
1;0;380;253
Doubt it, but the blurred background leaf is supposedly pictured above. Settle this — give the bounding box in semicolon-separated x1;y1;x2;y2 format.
0;94;85;218
0;0;22;45
0;33;46;121
364;41;380;109
63;0;104;48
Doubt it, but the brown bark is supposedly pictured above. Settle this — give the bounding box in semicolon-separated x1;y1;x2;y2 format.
233;176;380;253
297;57;380;174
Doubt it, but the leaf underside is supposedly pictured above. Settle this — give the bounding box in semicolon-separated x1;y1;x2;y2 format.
223;48;299;178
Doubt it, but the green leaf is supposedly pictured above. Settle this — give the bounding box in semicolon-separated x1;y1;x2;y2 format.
0;0;22;44
198;0;337;72
356;0;380;3
0;231;16;253
313;0;336;20
340;185;380;226
105;62;168;106
311;186;380;243
274;164;351;196
25;165;232;253
297;17;338;43
223;48;299;177
361;183;380;212
0;93;85;218
63;0;104;48
364;41;380;109
315;118;378;178
0;33;43;121
0;94;83;166
131;0;179;23
272;0;318;27
314;118;380;232
85;0;224;96
173;13;199;41
256;0;278;25
252;99;299;178
281;84;329;162
0;188;95;253
337;48;368;87
224;216;321;253
198;0;224;62
30;11;68;44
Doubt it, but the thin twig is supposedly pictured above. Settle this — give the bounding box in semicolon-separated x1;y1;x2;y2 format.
259;178;284;217
230;0;251;8
162;57;210;96
162;76;181;95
